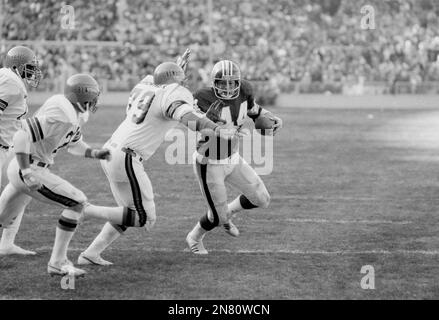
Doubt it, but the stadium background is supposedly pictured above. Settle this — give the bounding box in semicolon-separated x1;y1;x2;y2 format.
3;0;439;300
3;0;439;102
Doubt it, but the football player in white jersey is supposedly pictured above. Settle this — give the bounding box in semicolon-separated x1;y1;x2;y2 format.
0;74;146;277
0;46;42;256
77;59;237;266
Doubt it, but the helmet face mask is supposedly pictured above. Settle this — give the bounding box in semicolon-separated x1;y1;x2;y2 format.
19;59;42;88
211;60;241;100
86;94;100;113
214;78;240;100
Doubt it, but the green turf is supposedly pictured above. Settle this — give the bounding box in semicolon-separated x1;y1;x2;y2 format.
2;105;439;299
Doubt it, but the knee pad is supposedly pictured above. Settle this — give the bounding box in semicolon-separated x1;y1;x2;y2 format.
58;208;83;232
129;201;156;229
144;201;156;231
247;181;270;209
256;185;270;209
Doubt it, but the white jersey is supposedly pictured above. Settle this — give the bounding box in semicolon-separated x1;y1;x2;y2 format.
20;94;82;165
109;81;195;160
0;68;28;147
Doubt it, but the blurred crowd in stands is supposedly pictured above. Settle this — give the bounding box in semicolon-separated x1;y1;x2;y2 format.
2;0;439;98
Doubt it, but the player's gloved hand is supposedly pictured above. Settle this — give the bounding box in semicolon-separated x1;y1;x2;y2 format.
94;148;111;160
214;125;238;140
176;48;191;72
21;168;42;191
267;113;283;135
206;100;226;124
86;148;112;160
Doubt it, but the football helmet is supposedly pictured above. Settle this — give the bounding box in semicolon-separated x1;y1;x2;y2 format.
4;46;42;88
64;74;100;113
153;62;186;86
211;60;241;100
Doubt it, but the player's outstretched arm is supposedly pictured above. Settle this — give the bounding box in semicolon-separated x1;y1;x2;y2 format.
13;129;42;191
67;140;111;161
179;110;237;140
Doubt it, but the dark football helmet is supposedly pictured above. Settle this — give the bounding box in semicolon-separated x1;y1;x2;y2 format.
211;60;241;100
4;46;42;88
64;74;100;113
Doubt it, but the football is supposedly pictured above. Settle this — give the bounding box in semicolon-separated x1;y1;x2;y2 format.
254;114;275;135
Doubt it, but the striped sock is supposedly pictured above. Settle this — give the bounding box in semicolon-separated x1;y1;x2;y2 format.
50;216;77;263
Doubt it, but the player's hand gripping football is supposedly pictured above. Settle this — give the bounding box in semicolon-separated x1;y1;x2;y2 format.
176;48;191;73
21;169;42;191
268;114;283;135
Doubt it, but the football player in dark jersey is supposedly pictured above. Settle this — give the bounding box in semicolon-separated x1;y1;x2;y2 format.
186;59;282;254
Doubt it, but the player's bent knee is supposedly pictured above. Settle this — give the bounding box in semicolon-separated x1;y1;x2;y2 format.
70;202;85;213
254;184;270;209
144;202;157;230
58;208;83;231
258;190;270;209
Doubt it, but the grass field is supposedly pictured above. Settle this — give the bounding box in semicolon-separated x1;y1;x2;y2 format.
2;100;439;300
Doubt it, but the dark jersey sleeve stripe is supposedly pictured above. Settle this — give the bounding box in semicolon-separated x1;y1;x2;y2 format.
0;98;8;111
166;100;186;118
25;118;37;142
34;117;44;140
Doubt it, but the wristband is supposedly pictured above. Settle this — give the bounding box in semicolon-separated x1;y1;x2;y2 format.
85;148;94;158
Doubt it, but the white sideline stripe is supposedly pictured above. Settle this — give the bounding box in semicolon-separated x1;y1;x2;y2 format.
156;195;439;202
32;213;411;225
32;246;439;256
158;216;413;225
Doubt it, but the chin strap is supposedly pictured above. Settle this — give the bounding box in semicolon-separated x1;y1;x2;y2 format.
76;102;86;113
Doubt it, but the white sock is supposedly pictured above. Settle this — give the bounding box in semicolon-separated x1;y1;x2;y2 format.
84;222;121;256
50;226;75;263
0;209;25;248
189;222;207;241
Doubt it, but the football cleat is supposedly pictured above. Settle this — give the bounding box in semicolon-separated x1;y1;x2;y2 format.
48;259;86;278
77;252;113;266
186;233;208;255
223;220;240;237
0;244;36;256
